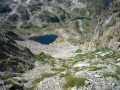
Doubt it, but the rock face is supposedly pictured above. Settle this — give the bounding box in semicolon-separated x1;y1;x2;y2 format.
0;0;103;29
0;30;35;90
82;1;120;52
0;30;34;73
95;1;120;51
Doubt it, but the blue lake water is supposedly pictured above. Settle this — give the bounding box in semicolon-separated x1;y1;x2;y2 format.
29;34;58;45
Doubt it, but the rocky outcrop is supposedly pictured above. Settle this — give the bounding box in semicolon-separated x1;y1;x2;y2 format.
81;39;97;53
95;1;120;51
82;1;120;52
0;30;34;73
0;30;35;90
0;1;11;13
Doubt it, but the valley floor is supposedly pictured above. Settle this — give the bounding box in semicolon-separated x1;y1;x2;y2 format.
16;40;120;90
16;40;79;59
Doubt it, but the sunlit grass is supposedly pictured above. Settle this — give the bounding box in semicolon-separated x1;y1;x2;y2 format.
103;72;119;80
116;67;120;74
51;67;66;72
32;73;56;84
63;75;86;89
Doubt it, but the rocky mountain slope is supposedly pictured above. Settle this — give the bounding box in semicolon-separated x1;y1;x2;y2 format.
0;0;120;90
0;30;34;89
82;0;120;52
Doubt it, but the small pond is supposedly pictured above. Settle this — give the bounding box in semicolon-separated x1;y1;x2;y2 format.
29;34;58;45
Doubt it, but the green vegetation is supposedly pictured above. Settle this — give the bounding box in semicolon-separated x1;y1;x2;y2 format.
27;73;56;90
73;16;91;21
74;54;85;60
32;77;43;85
16;67;24;73
50;60;56;67
41;23;63;32
62;62;71;70
34;54;52;64
63;75;86;89
90;61;116;66
1;74;12;80
97;50;120;60
22;79;28;83
20;23;38;29
76;49;82;53
73;67;81;72
1;21;16;30
74;52;95;61
94;48;112;53
32;73;56;84
107;35;113;42
89;66;104;71
73;66;105;72
9;79;22;89
37;11;60;23
51;67;66;72
74;48;119;62
26;86;35;90
35;54;46;63
42;73;56;78
60;72;71;78
103;72;119;80
116;67;120;74
117;13;120;17
67;38;79;45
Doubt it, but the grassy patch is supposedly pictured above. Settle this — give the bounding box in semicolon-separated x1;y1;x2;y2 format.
63;75;86;89
26;86;35;90
42;73;56;78
74;48;111;61
42;23;64;31
74;54;86;61
32;77;44;85
32;73;56;84
60;72;71;78
89;66;104;71
117;13;120;18
34;54;46;63
116;67;120;74
52;67;66;72
103;72;119;80
50;60;56;67
97;51;120;60
1;74;12;80
22;79;28;83
16;67;24;73
1;21;16;30
62;60;71;69
29;73;56;90
90;61;116;67
74;52;95;61
67;38;78;45
73;16;91;20
9;79;23;89
75;49;82;53
73;67;81;72
34;54;52;64
94;48;112;53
